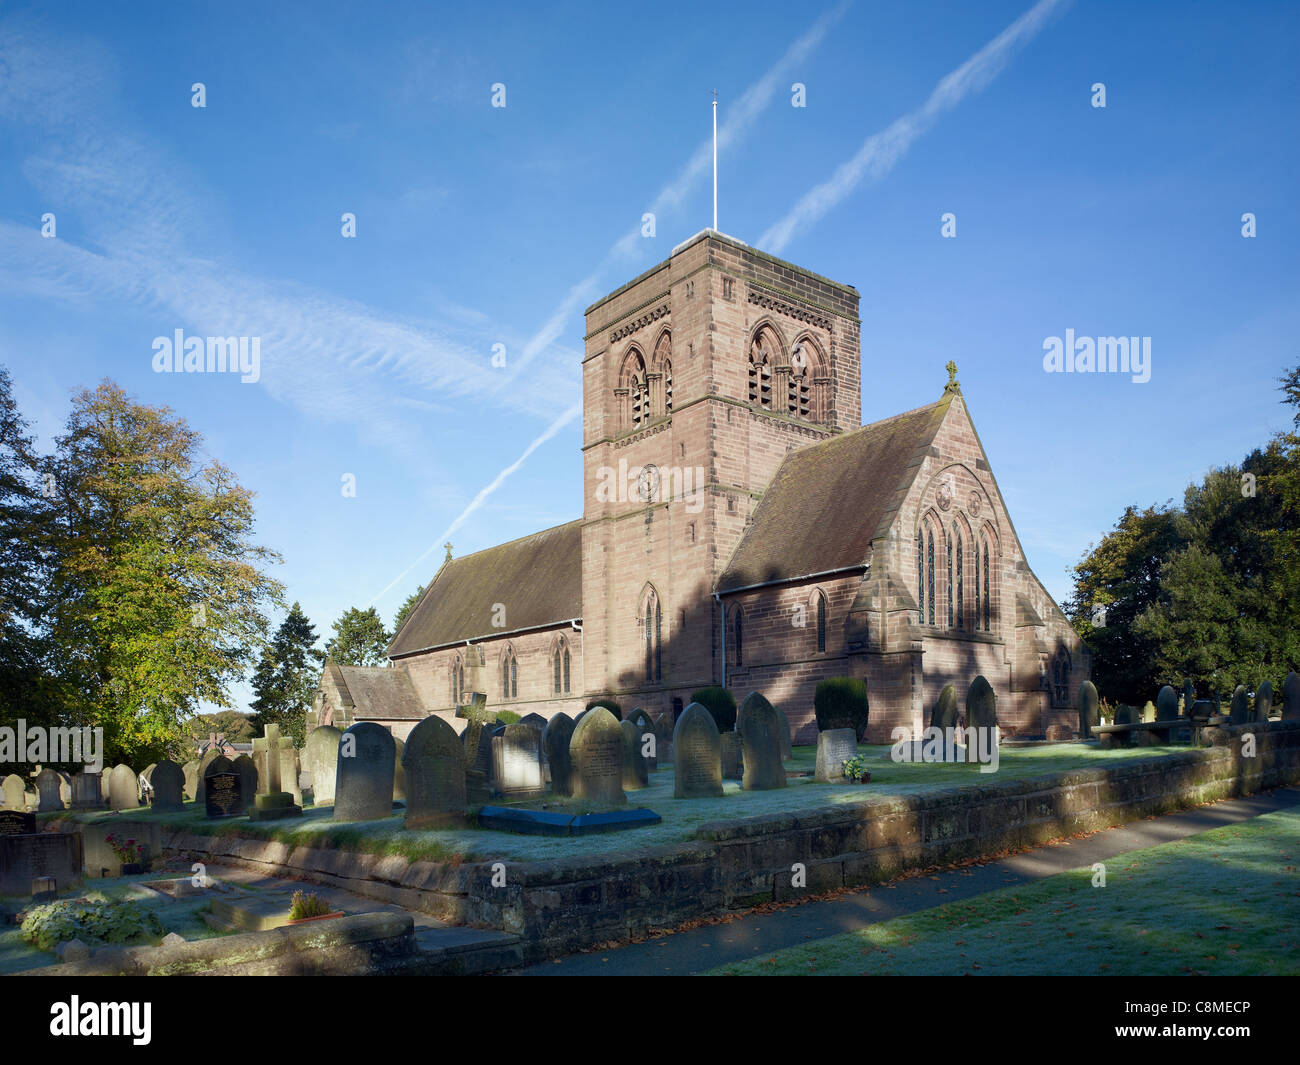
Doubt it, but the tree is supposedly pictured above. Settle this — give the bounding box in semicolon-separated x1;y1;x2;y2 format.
325;606;389;668
249;602;323;744
392;584;425;637
43;381;283;766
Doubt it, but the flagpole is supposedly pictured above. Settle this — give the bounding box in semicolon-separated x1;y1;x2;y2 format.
712;89;718;232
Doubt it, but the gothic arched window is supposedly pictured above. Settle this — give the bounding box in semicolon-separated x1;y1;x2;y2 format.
452;655;464;705
748;328;777;409
955;524;964;631
982;538;991;632
501;648;518;699
815;590;827;653
1051;647;1071;707
946;528;954;628
916;528;925;625
733;607;744;667
620;349;648;430
927;527;936;626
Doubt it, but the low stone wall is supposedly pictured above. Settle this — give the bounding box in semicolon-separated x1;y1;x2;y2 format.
163;721;1300;964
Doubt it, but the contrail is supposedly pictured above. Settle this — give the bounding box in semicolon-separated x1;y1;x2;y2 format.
760;0;1069;253
367;401;582;608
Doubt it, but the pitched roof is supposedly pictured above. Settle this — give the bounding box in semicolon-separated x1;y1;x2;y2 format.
718;398;949;592
387;519;583;657
333;665;427;721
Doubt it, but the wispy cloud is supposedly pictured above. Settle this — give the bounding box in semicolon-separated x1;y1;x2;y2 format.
760;0;1069;253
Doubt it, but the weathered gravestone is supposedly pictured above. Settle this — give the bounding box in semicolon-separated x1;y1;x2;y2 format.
626;708;656;770
107;764;139;810
0;829;83;896
233;754;258;810
518;712;547;731
815;728;858;783
570;706;625;807
57;772;71;808
194;749;221;807
303;726;342;806
2;773;27;811
1229;685;1250;726
931;683;959;730
0;809;35;835
542;713;575;797
1156;685;1179;721
35;768;64;812
70;772;103;809
619;719;649;790
774;706;794;761
333;722;396;822
203;756;244;818
279;744;302;806
1183;678;1196;716
1255;680;1274;721
493;724;545;796
1285;671;1300;722
249;724;303;821
654;713;674;766
392;737;406;803
720;732;743;780
1078;680;1099;739
967;676;998;732
458;694;495;803
737;692;786;791
181;760;199;801
672;703;722;798
150;760;185;813
402;715;466;829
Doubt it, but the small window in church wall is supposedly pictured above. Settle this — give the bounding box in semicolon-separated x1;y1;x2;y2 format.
563;647;571;693
956;529;964;631
510;655;518;698
946;531;954;628
816;592;826;653
916;529;924;625
927;530;935;626
982;541;991;632
553;646;562;694
733;609;744;667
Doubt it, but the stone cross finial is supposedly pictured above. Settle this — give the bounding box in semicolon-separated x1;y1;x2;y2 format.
444;542;453;563
944;361;961;394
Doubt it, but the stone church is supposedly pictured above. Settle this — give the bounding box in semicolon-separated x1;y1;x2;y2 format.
313;230;1088;744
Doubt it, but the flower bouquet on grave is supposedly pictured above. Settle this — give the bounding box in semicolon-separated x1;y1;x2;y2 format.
286;889;344;926
841;756;871;784
105;832;149;875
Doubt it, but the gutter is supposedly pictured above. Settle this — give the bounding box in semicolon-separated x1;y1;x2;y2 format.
388;618;584;661
716;564;869;598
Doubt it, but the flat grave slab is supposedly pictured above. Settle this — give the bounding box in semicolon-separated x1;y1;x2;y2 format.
477;805;662;836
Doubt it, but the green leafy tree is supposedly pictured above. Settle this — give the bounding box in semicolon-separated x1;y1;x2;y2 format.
325;606;389;668
392;584;424;637
43;381;283;766
249;602;322;744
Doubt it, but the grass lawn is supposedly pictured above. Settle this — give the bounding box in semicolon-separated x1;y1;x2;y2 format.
47;742;1185;864
704;807;1300;976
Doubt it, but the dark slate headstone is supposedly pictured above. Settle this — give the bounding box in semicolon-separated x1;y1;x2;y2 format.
194;749;221;806
478;806;574;835
150;760;185;813
654;713;674;766
518;713;547;731
35;768;64;813
0;810;35;835
107;764;139;811
493;724;545;796
303;725;341;806
403;715;467;829
203;757;243;818
815;728;857;783
931;683;959;730
966;676;997;732
737;692;785;791
1284;671;1300;722
570;808;661;835
720;733;743;780
626;708;656;770
1229;685;1250;726
570;707;625;807
1156;685;1179;721
0;831;83;896
620;719;649;790
1254;681;1274;721
672;703;722;798
542;713;575;797
334;722;397;822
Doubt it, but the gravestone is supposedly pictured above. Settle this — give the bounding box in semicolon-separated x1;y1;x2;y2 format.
333;722;396;822
279;744;302;806
1229;685;1250;726
57;772;71;808
493;724;545;796
233;754;258;810
654;713;674;766
570;706;625;807
249;724;303;821
518;712;547;731
1078;680;1099;739
0;809;35;835
2;773;27;811
672;702;722;798
1141;701;1156;723
35;768;64;812
203;756;244;818
0;830;83;896
737;692;786;791
1254;680;1274;721
70;772;103;809
815;728;858;783
542;713;575;797
107;764;139;810
626;708;656;770
392;737;407;803
1285;671;1300;722
194;749;221;807
150;760;185;812
1156;685;1179;721
931;683;959;730
619;719;649;790
182;760;200;801
1183;678;1196;716
303;726;342;806
458;694;496;803
720;733;743;780
402;715;466;828
774;705;794;761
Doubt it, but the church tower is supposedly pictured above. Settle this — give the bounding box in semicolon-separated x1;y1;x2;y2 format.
580;230;862;716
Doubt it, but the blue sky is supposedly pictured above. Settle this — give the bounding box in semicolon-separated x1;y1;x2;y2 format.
1;0;1296;714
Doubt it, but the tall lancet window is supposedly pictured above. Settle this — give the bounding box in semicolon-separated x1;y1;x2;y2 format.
982;540;991;632
927;528;936;626
955;525;964;631
946;529;954;628
916;528;925;625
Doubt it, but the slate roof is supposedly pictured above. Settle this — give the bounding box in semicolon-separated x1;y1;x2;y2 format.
718;397;950;592
332;664;427;721
387;520;583;657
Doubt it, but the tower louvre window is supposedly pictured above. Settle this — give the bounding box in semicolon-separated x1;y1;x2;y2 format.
664;362;673;413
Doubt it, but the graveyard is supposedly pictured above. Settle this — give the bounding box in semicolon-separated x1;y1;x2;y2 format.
2;679;1297;975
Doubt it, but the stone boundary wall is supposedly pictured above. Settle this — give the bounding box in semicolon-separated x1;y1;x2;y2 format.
163;722;1300;964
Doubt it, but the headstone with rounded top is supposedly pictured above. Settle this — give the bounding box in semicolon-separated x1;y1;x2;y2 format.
1229;685;1250;726
1284;671;1300;722
107;764;139;810
392;736;406;803
35;768;64;812
182;760;199;801
333;722;396;823
542;713;575;797
967;676;997;731
234;754;258;809
774;705;794;761
653;713;674;766
620;719;649;790
2;774;26;810
1156;685;1179;721
720;732;743;780
931;683;959;730
203;756;243;818
672;703;722;798
150;760;185;812
1254;681;1274;721
518;712;547;731
303;726;341;805
626;708;656;770
194;749;221;807
815;729;858;783
492;724;545;796
570;706;625;807
1078;680;1099;739
737;692;786;790
402;715;466;828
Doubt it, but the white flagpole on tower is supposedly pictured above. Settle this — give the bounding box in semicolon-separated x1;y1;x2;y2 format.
712;90;718;232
